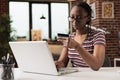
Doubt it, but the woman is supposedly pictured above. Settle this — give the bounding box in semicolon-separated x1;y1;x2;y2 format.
56;2;106;71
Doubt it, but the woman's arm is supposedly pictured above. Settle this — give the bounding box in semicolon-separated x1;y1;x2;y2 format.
76;43;105;70
55;46;69;68
69;38;105;70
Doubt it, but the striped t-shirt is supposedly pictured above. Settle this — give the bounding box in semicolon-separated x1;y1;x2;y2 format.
67;29;106;67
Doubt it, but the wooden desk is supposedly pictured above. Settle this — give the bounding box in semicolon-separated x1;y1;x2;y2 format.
47;40;63;45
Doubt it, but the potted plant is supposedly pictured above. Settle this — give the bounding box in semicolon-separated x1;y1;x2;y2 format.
0;13;16;64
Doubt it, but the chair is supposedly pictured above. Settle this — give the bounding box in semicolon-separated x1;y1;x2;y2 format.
102;54;111;67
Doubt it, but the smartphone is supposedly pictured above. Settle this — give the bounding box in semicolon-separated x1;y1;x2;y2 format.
57;33;69;37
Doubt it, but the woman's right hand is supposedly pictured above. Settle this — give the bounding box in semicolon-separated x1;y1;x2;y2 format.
57;36;69;47
55;61;65;68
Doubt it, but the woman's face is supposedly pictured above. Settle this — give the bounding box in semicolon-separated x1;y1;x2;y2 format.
69;6;89;31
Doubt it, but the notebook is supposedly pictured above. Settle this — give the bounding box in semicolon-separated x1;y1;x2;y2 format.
9;41;78;76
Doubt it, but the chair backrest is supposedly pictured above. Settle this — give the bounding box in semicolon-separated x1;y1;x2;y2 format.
102;54;111;67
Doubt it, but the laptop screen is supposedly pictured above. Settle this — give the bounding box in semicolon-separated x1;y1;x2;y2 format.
9;41;59;75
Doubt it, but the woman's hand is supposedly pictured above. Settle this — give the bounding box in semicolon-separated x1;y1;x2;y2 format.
68;38;80;49
57;36;79;49
57;36;69;46
55;61;65;68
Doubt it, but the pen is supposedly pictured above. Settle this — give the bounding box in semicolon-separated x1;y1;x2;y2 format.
6;53;10;63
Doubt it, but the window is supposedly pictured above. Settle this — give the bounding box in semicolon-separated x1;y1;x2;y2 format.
32;3;49;39
9;2;29;40
51;3;69;40
9;1;69;41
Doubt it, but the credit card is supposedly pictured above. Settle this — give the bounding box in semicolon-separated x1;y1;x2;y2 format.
57;33;69;37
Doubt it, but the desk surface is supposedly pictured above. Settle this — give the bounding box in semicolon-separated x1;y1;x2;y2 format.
14;67;120;80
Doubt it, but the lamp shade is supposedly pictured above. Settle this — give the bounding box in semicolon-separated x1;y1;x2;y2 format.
40;15;46;19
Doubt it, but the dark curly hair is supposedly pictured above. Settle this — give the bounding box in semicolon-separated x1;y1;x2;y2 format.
75;2;92;26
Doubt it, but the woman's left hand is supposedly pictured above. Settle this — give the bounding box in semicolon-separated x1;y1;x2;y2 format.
68;38;79;48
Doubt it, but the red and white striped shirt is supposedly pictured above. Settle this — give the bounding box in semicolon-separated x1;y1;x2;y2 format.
67;29;106;67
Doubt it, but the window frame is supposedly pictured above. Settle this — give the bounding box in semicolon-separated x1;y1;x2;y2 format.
9;0;70;40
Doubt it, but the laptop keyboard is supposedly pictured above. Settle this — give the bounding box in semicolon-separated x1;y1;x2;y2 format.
58;67;79;74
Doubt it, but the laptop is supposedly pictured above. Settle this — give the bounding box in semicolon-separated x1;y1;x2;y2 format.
9;41;78;76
